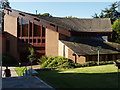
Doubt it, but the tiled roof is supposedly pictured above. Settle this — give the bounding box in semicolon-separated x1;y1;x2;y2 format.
6;8;112;32
61;39;120;55
39;17;112;32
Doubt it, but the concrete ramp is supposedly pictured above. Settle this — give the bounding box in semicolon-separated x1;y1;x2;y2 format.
2;76;54;89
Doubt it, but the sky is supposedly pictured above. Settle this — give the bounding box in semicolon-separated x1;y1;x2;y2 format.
9;0;120;18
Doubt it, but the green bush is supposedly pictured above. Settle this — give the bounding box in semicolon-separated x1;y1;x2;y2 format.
37;56;48;65
41;56;75;69
2;54;17;66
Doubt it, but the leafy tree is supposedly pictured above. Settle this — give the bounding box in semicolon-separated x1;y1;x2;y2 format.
92;2;120;23
112;19;120;43
65;16;77;18
1;0;11;9
27;47;36;63
37;13;52;17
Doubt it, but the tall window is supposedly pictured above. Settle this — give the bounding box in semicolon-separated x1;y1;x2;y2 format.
22;19;28;36
34;24;41;36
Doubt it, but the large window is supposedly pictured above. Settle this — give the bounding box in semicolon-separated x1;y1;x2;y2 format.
34;24;41;36
22;19;28;36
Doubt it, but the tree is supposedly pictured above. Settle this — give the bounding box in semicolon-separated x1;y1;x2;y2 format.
112;19;120;43
65;16;77;18
1;0;11;9
27;47;36;64
37;13;52;17
92;2;120;23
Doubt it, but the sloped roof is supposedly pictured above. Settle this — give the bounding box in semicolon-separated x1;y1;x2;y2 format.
5;8;112;32
39;17;112;32
61;39;120;55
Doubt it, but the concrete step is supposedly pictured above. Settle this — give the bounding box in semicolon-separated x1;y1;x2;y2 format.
2;76;54;89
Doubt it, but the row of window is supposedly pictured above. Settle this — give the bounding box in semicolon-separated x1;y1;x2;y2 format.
20;39;45;43
17;18;45;37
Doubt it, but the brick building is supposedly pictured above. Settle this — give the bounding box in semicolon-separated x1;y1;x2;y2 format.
2;8;120;64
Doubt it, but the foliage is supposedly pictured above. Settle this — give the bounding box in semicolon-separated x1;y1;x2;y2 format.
37;13;52;17
1;0;11;9
65;16;77;18
75;61;113;67
27;47;36;62
40;56;75;69
2;54;17;66
37;55;48;65
112;19;120;43
92;2;120;23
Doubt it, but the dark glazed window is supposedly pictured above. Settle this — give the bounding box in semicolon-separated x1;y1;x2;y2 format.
34;24;41;36
30;22;32;37
17;18;21;37
22;19;28;36
42;27;45;37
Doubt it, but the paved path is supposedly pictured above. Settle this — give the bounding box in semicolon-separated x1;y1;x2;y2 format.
2;76;54;89
2;65;54;89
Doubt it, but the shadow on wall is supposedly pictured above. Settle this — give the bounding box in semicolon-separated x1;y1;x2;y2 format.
2;32;41;66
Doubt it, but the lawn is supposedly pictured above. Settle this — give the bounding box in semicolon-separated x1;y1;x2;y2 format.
37;64;120;88
14;64;120;88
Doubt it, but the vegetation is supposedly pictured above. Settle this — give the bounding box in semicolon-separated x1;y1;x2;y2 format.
37;55;48;65
37;64;119;88
37;13;52;17
14;67;27;76
40;56;75;69
2;54;17;66
39;56;114;69
92;2;120;23
27;47;36;63
1;0;11;9
112;19;120;43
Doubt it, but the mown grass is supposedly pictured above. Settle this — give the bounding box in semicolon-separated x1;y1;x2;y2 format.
14;64;120;88
37;64;120;88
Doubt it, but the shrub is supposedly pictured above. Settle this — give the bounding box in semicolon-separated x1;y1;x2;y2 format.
37;56;48;65
41;56;75;69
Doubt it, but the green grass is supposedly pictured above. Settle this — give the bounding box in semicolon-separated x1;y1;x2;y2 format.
15;67;28;76
37;64;120;88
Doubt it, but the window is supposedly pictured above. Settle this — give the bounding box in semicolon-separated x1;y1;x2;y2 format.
30;22;32;37
22;19;28;36
17;18;21;37
42;27;45;37
34;24;41;36
63;45;65;57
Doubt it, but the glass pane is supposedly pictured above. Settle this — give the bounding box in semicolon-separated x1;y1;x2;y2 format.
34;24;41;36
22;19;28;36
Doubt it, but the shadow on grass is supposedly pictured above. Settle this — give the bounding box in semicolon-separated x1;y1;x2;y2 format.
36;69;120;89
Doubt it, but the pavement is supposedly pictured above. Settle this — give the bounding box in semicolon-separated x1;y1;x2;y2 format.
2;65;54;89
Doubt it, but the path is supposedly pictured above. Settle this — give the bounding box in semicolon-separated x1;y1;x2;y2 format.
2;65;54;89
2;76;54;89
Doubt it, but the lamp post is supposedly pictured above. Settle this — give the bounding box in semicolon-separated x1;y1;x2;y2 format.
96;46;102;65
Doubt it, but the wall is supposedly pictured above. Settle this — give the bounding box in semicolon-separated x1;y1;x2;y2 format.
46;28;59;56
4;14;18;59
58;40;68;58
77;56;86;64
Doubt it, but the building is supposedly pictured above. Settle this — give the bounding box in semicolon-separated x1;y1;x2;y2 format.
2;8;120;64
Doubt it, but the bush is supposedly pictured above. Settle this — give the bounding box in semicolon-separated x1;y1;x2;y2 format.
2;54;17;66
37;56;48;65
75;61;114;68
41;56;75;69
